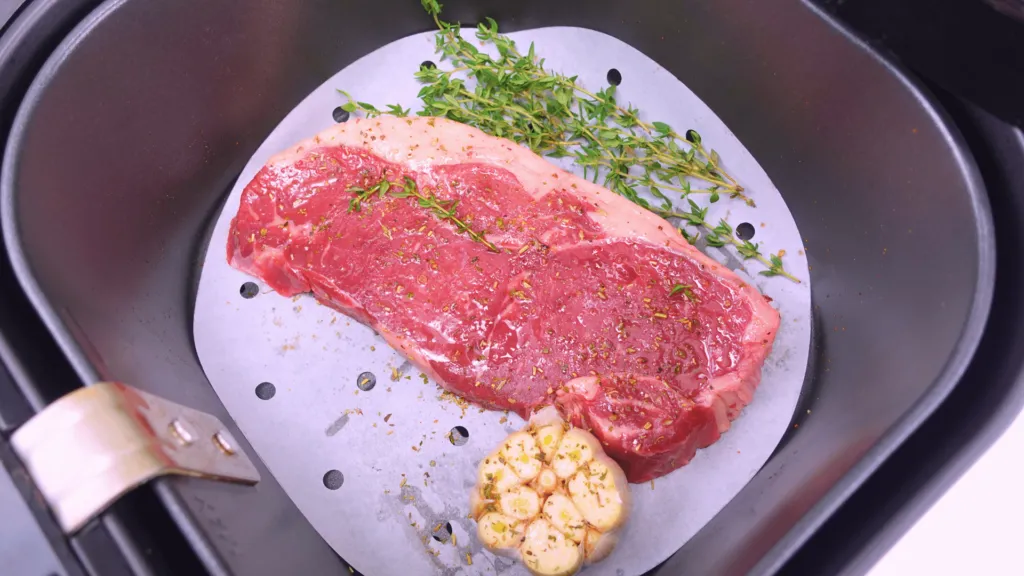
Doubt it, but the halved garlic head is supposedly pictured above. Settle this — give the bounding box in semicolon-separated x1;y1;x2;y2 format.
471;407;632;576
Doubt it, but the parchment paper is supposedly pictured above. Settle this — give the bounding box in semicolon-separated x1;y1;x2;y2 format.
194;27;811;576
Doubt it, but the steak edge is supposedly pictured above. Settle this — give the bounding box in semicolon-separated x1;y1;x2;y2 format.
228;116;780;482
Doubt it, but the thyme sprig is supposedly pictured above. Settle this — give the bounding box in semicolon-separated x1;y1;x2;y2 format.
662;201;798;282
348;176;499;252
339;0;799;283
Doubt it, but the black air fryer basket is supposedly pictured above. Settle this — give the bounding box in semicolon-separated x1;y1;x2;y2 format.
0;1;1010;575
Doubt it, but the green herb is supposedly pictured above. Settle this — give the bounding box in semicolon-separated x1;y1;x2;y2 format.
348;176;500;252
346;183;380;213
669;283;698;303
657;202;801;283
340;0;798;283
759;253;790;279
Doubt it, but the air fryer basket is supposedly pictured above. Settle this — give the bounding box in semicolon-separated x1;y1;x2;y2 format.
0;1;994;575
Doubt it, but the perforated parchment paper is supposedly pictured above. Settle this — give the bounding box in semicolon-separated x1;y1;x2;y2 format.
194;27;811;576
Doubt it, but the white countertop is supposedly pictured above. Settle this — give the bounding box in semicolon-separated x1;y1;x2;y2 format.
869;408;1024;575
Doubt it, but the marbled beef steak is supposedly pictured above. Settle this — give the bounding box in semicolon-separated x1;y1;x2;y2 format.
227;116;780;482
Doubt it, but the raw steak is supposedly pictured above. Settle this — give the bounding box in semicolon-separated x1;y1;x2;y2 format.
227;116;780;482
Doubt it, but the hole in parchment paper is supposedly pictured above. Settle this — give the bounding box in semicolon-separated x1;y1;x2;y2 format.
356;372;376;391
255;382;276;400
323;470;345;490
736;222;756;241
239;282;259;299
431;521;453;543
332;106;350;123
607;68;622;86
448;425;470;446
420;60;436;71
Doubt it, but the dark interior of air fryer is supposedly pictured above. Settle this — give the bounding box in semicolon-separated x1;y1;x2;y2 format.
0;0;993;575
